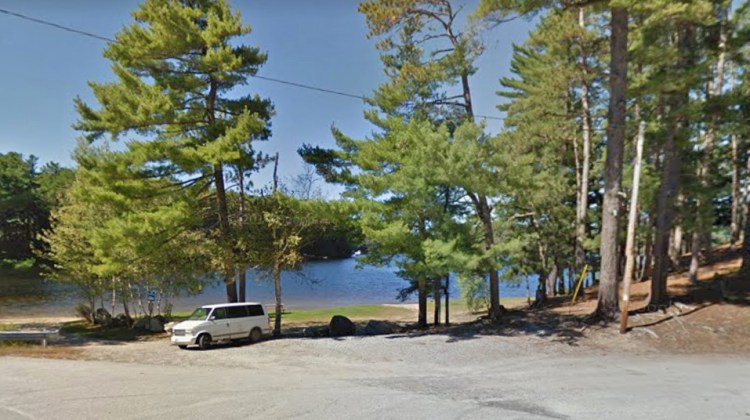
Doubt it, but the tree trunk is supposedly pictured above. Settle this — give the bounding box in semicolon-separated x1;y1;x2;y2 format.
111;276;117;316
122;300;131;325
535;229;548;304
238;165;247;302
273;261;282;337
477;196;502;318
640;211;654;281
215;163;237;303
742;154;750;274
88;296;96;324
730;59;742;244
547;263;558;298
744;154;750;244
731;133;742;243
433;277;441;326
444;274;450;325
596;6;628;320
238;270;247;303
208;73;237;304
742;199;750;275
620;119;646;334
689;5;727;281
557;263;566;296
652;24;693;306
418;278;427;327
652;121;682;306
576;7;593;276
669;223;683;268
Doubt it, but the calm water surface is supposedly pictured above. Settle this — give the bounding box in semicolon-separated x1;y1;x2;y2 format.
0;258;538;318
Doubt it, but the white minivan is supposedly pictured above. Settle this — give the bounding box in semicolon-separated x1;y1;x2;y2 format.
171;302;270;350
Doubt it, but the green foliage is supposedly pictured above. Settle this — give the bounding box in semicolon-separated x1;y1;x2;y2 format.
458;273;491;313
0;152;73;264
0;258;35;270
72;0;274;304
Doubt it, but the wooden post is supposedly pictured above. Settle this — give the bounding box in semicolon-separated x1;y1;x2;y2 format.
571;264;589;304
620;119;646;334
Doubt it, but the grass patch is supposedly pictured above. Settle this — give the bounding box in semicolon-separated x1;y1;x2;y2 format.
59;321;160;342
0;323;20;332
269;304;414;324
171;304;414;325
171;298;530;326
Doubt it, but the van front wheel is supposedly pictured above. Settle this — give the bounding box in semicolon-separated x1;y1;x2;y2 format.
197;334;212;350
249;328;262;344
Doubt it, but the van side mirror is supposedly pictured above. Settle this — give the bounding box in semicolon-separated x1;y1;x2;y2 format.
209;316;216;321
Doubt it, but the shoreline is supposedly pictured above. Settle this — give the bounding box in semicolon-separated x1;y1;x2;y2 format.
0;298;530;326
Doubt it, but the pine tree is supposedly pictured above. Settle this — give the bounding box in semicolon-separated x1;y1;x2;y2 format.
74;0;272;303
358;0;510;319
497;9;590;301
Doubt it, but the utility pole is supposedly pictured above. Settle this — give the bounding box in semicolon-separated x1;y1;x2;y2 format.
620;118;646;334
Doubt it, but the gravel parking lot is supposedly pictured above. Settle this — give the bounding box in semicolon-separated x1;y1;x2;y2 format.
2;332;749;419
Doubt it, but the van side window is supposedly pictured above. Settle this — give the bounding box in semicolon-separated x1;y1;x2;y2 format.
248;305;265;316
227;306;248;319
211;308;227;320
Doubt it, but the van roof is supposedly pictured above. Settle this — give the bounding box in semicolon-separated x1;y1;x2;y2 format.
200;302;264;309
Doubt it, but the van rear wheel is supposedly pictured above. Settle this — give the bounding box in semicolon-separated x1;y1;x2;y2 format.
249;328;262;344
197;334;211;350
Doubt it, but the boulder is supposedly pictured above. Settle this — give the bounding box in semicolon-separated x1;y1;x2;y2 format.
363;320;401;336
93;308;112;327
147;317;164;333
113;314;132;328
133;317;149;330
302;325;329;338
329;315;356;337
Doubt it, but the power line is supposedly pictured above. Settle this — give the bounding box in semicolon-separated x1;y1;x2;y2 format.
0;7;503;122
251;75;366;101
0;8;114;42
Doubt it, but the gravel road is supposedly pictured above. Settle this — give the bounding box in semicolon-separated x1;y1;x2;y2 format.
1;332;749;419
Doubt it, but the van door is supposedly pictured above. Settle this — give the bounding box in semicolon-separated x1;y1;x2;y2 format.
247;304;268;333
208;307;231;340
227;305;250;338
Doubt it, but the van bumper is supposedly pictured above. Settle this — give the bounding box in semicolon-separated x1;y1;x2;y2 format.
170;334;196;346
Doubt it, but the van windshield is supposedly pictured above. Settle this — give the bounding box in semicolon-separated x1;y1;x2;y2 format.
187;308;210;321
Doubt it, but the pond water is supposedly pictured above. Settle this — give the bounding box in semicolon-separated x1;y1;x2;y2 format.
0;258;539;318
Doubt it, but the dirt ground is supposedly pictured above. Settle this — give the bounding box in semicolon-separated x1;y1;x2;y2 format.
539;244;750;354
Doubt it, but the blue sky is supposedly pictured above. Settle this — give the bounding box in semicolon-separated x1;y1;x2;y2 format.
0;0;534;189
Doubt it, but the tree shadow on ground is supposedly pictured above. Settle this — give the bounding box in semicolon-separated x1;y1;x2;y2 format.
382;308;597;347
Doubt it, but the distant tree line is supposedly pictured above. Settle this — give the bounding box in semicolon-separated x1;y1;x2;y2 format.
0;152;73;267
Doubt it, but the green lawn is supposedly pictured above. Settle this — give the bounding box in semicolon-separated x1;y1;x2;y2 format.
170;298;530;325
0;323;20;332
173;303;414;325
270;304;415;324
